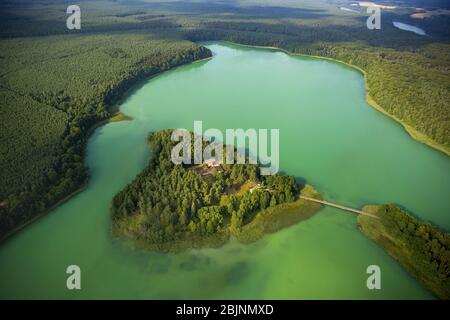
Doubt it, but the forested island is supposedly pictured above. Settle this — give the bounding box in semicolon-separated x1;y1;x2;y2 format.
111;130;322;251
358;205;450;299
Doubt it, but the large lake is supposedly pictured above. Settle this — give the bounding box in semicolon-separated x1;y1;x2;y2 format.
0;42;448;299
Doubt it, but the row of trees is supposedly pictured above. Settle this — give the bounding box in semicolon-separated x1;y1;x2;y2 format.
379;205;450;299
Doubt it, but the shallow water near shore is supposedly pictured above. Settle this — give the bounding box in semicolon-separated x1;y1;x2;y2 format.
0;42;448;299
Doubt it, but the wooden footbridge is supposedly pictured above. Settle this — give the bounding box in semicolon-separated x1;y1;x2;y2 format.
299;195;379;219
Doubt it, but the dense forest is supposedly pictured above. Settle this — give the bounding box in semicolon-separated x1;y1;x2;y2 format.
111;130;320;251
0;32;212;239
358;204;450;299
0;0;449;240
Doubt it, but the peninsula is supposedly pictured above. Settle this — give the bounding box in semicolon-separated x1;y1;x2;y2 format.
358;204;450;299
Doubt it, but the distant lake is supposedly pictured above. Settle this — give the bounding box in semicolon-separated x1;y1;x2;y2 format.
393;21;426;35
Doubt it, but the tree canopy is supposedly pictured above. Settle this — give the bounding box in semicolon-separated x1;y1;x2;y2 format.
111;129;301;250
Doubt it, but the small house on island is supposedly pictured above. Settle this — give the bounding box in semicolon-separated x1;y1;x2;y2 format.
204;158;221;168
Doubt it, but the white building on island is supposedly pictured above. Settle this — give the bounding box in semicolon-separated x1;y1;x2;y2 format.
204;158;221;168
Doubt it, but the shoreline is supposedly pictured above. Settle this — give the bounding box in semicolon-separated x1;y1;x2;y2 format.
221;41;449;157
108;55;213;112
0;112;132;244
0;54;213;245
0;184;86;244
358;204;449;299
113;185;323;253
